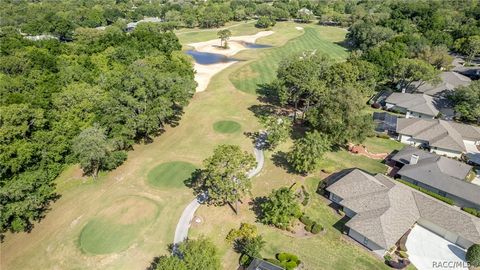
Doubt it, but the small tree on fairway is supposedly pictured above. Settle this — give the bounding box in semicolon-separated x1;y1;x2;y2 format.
467;244;480;267
261;115;292;149
260;187;302;229
195;144;256;214
217;29;232;48
154;237;220;270
287;131;331;174
73;125;109;178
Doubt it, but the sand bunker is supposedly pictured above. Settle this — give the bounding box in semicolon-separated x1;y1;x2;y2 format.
295;26;304;30
188;31;273;92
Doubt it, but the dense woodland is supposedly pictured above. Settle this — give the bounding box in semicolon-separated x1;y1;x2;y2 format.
1;0;480;237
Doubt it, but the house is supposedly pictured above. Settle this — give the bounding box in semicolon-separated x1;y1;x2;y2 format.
385;93;440;119
412;71;471;96
373;112;398;133
396;118;480;158
126;17;163;31
246;258;284;270
326;169;480;256
391;146;479;209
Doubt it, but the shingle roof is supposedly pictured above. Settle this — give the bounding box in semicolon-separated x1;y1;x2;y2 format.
393;147;478;206
396;118;480;152
326;169;480;250
385;93;439;116
413;72;471;96
246;258;284;270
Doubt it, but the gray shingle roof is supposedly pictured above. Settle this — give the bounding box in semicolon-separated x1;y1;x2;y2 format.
326;169;480;250
413;71;471;96
393;147;478;206
246;258;284;270
385;93;439;116
396;119;480;152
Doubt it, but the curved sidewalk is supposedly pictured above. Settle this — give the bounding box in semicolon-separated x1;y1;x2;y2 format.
173;134;265;246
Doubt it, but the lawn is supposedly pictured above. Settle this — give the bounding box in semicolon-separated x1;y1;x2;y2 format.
176;20;259;45
363;137;404;154
147;161;197;189
2;22;390;270
213;120;242;134
230;24;348;94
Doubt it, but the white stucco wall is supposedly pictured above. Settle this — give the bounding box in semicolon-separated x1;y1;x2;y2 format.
430;147;463;159
348;228;386;256
407;111;435;119
343;207;356;218
399;135;427;147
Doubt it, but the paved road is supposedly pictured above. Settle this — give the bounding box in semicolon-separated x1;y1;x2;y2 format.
173;133;266;247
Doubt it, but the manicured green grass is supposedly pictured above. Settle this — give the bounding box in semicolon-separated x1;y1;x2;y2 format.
363;137;404;154
230;25;348;94
176;21;259;45
78;197;160;254
147;161;197;189
213;120;242;134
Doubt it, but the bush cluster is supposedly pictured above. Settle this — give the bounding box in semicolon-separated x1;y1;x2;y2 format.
299;215;323;234
467;244;480;267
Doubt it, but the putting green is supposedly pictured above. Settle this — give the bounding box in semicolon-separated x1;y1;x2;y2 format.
213;120;241;134
78;196;159;254
147;161;197;189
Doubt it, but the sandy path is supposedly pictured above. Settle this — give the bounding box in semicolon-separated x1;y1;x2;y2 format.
188;31;273;92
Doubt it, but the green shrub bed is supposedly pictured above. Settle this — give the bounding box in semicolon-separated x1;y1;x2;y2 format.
397;179;454;205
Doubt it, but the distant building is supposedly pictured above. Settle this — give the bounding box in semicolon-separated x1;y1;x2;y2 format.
126;17;163;31
396;118;480;159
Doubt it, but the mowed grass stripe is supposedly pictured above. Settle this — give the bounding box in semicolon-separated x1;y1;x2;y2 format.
230;26;348;94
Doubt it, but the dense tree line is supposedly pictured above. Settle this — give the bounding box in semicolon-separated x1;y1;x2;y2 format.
0;23;196;234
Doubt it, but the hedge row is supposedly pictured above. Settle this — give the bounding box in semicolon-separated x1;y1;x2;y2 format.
397;179;454;205
462;207;480;217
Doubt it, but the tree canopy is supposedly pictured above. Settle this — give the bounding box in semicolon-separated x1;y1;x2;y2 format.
193;145;256;213
0;22;195;235
259;187;302;229
287;131;331;174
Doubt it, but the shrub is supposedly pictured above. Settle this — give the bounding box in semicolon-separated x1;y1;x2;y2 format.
376;133;390;139
384;254;392;262
299;215;314;227
101;151;127;171
462;207;480;217
371;102;381;109
239;254;251;267
311;223;323;234
256;16;275;28
397;179;454;205
467;244;480;267
398;251;409;258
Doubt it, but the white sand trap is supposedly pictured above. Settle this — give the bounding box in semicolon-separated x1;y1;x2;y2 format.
295;26;304;30
188;31;273;92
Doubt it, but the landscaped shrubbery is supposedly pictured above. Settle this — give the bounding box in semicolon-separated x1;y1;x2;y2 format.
397;180;454;205
467;244;480;267
462;207;480;217
299;214;324;234
270;252;301;270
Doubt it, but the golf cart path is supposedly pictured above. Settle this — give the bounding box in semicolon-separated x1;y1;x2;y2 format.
173;135;265;245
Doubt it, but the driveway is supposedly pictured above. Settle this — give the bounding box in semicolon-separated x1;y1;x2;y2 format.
406;225;468;270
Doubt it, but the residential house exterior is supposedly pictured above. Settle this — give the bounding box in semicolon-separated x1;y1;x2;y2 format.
396;118;480;159
385;93;439;119
391;146;479;209
326;169;480;256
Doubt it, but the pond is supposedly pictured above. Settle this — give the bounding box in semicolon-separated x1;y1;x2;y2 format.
186;42;271;65
185;50;238;65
